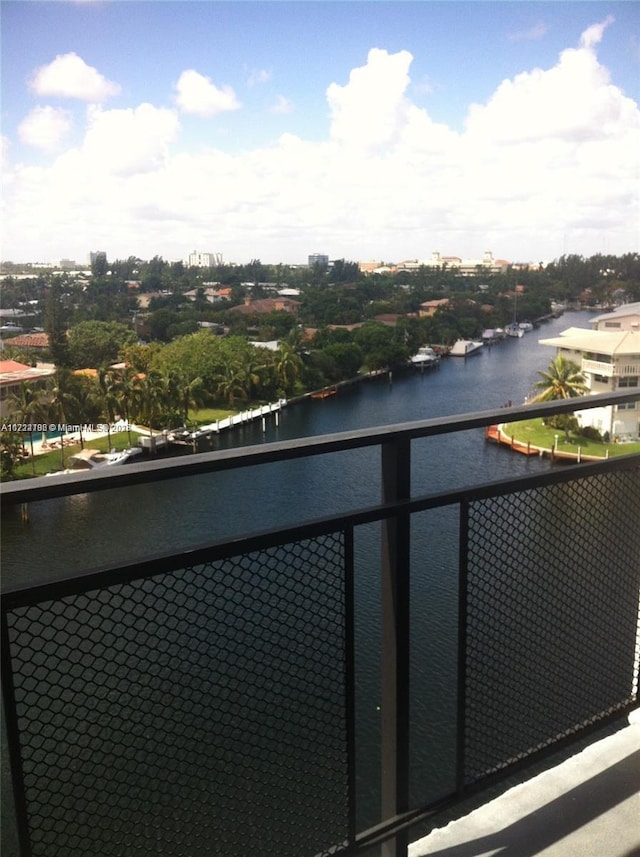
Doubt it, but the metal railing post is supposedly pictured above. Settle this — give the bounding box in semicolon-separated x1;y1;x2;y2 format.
380;436;411;857
456;498;470;797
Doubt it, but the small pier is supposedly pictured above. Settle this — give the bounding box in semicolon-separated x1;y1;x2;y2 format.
192;400;285;440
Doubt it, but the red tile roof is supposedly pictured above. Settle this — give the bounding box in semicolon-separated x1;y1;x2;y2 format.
5;332;49;349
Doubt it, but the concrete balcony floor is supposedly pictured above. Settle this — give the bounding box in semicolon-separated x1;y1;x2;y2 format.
410;711;640;857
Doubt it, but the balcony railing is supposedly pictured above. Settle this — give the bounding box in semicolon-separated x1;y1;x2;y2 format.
2;390;639;857
581;358;615;377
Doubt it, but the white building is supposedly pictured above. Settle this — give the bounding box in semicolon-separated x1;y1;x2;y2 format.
425;250;509;276
539;303;640;439
0;360;56;419
185;251;223;268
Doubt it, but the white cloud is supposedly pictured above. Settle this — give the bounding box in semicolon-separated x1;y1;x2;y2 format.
18;106;72;151
30;52;121;102
78;103;180;176
269;95;294;114
174;70;241;117
464;26;638;145
3;22;639;263
247;68;271;86
580;15;615;50
327;48;413;150
508;22;549;42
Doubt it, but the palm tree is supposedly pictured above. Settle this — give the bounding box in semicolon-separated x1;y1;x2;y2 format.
97;367;119;450
529;355;589;402
46;370;78;470
215;362;247;408
7;382;46;475
68;376;102;450
112;368;139;445
275;339;303;394
137;371;167;431
172;373;205;425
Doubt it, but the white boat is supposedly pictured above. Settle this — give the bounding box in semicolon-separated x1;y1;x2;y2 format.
507;292;525;337
450;339;484;357
167;427;194;444
46;447;143;475
519;321;534;332
410;346;440;367
506;323;524;338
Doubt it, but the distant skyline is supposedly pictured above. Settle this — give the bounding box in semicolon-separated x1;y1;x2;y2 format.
2;1;639;264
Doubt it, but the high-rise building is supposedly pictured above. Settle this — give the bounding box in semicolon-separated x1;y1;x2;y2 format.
308;253;329;268
186;251;223;268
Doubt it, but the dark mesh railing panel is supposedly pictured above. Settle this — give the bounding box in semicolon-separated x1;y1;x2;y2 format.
5;534;349;857
464;468;640;782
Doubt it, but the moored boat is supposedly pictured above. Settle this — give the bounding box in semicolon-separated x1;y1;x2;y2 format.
506;323;524;338
45;446;143;475
450;339;484;357
410;346;440;367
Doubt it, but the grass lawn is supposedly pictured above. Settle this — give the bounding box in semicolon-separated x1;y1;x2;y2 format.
502;418;640;458
14;431;143;479
188;407;237;425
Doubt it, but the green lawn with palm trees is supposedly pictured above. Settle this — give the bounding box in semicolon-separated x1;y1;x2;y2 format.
501;418;640;458
502;353;640;458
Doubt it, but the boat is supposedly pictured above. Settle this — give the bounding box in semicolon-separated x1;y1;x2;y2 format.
45;447;143;475
519;321;534;332
507;292;525;337
311;387;337;399
167;427;194;445
410;346;440;367
482;328;506;344
506;323;524;338
450;339;484;357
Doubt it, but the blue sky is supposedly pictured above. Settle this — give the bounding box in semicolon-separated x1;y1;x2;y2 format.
2;1;639;265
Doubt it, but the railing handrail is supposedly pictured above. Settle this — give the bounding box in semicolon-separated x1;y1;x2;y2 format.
1;390;638;505
2;390;639;857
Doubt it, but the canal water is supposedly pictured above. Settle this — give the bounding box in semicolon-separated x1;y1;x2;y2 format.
1;311;597;844
1;311;595;586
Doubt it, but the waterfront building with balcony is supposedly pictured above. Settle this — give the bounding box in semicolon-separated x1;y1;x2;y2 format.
0;359;55;419
539;303;640;439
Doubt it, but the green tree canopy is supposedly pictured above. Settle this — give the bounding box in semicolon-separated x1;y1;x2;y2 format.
67;321;137;369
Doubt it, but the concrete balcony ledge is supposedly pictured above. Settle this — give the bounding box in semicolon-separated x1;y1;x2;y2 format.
409;710;640;857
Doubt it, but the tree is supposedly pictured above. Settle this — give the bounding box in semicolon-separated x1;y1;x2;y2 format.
7;382;47;474
112;368;140;444
529;355;589;402
353;321;409;370
67;375;102;449
44;281;70;366
173;374;205;425
45;370;78;469
97;367;120;450
215;361;247;408
1;432;24;480
90;252;109;278
323;342;363;381
275;339;303;394
135;371;168;430
67;320;137;369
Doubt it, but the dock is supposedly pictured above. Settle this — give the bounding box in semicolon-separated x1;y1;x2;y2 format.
192;400;285;439
136;401;286;454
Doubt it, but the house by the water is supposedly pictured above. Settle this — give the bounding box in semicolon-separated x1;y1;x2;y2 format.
539;302;640;439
